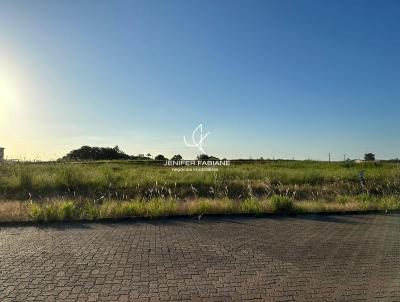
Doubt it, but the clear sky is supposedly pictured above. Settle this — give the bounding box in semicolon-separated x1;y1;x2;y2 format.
0;0;399;160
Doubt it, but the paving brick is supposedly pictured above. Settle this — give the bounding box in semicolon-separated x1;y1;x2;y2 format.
0;214;399;301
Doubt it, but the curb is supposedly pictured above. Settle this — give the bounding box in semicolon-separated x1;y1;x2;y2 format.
0;209;399;228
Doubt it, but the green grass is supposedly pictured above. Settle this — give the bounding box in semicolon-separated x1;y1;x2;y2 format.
1;160;400;201
240;199;262;214
1;160;400;222
25;198;180;222
20;194;400;222
270;196;294;212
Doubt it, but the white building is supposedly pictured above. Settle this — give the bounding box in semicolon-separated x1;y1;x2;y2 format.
0;147;4;161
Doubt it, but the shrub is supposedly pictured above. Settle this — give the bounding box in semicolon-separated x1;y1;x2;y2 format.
58;200;77;220
240;199;261;214
81;201;100;220
26;200;78;222
196;199;213;214
270;195;294;212
26;201;43;221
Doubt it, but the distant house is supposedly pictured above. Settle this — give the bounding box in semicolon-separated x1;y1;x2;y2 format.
0;147;4;161
355;159;380;164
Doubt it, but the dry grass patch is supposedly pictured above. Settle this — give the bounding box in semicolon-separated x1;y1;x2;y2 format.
296;201;361;213
0;201;30;222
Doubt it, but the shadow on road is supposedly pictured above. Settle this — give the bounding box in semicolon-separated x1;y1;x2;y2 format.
36;222;93;230
3;212;396;230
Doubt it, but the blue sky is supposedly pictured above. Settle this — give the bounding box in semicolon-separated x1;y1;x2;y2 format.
0;0;399;160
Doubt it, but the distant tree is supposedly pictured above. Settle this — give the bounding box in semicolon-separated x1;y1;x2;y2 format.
155;154;167;161
61;146;131;161
197;154;220;161
146;153;152;158
171;154;182;161
197;154;208;160
131;154;151;160
364;153;376;161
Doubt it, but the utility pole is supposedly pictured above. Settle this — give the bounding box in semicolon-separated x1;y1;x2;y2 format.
328;153;331;163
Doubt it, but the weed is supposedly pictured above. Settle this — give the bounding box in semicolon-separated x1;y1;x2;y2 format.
270;195;294;212
14;195;400;223
240;199;262;214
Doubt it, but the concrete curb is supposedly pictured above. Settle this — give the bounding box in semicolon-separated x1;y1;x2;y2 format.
0;209;399;228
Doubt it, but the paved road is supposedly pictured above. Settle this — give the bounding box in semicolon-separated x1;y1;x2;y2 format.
0;214;399;302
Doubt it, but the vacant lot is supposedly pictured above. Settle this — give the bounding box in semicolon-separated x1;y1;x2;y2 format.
1;214;399;301
0;161;399;221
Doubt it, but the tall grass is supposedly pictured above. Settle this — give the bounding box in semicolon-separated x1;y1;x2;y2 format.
1;161;400;202
25;198;179;221
270;196;294;212
21;194;400;222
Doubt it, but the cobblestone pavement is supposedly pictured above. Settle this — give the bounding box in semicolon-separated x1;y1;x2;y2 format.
0;214;399;301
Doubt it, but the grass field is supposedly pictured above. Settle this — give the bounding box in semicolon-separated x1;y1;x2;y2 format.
0;160;399;222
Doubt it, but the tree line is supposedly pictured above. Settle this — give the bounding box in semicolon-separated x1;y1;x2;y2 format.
59;146;221;161
60;146;380;162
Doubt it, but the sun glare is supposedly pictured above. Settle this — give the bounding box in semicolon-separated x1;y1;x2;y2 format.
0;74;18;103
0;71;22;123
